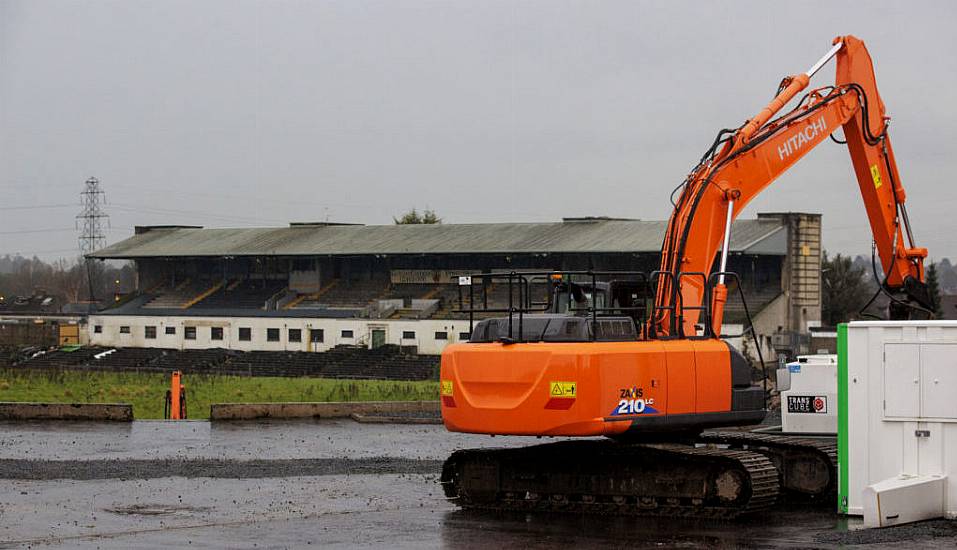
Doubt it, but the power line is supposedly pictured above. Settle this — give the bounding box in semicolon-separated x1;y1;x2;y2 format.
110;203;287;225
0;226;130;236
0;228;76;235
3;248;83;256
0;203;76;211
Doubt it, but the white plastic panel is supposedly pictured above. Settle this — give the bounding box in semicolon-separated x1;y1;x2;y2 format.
884;343;920;418
920;344;957;419
862;474;946;528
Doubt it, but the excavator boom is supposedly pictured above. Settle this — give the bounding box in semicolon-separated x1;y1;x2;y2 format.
657;35;929;337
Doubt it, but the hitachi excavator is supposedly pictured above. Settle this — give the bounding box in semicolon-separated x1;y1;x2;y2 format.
439;36;934;517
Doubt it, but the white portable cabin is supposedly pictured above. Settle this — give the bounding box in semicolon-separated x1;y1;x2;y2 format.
841;321;957;527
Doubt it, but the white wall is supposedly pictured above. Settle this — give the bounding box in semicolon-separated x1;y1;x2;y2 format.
87;314;475;355
88;313;758;356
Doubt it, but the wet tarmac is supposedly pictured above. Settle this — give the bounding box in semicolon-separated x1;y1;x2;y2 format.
1;420;956;548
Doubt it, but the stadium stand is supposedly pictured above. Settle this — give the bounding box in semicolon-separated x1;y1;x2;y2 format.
81;215;818;358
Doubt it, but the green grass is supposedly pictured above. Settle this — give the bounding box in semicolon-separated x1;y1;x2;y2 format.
0;368;439;419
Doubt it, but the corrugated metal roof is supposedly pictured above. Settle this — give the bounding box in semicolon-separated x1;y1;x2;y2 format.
89;219;785;259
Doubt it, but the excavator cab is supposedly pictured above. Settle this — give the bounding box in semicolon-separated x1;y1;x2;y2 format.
549;279;649;323
459;272;652;344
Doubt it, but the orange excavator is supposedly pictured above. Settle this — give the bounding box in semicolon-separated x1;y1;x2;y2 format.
440;36;933;517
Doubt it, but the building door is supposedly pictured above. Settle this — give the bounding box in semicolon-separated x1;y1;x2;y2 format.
58;324;80;346
309;328;324;352
371;329;386;349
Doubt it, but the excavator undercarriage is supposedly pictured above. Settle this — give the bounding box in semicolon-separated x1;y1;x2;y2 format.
442;432;836;518
442;441;779;518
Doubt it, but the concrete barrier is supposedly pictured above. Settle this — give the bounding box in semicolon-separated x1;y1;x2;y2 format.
209;400;440;421
0;402;133;421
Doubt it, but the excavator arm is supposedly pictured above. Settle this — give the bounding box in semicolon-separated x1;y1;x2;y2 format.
655;35;930;338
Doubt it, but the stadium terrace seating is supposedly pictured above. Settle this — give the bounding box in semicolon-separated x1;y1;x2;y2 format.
9;344;438;381
224;345;436;379
142;280;215;309
293;278;389;310
723;285;783;324
380;284;442;301
192;279;286;310
11;346;104;369
433;283;518;319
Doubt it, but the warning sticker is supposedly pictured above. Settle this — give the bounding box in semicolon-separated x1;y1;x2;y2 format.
870;164;883;189
549;381;577;398
440;380;453;396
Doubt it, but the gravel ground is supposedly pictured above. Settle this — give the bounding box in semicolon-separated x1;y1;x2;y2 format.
0;418;540;461
1;419;956;548
0;457;442;480
815;518;957;546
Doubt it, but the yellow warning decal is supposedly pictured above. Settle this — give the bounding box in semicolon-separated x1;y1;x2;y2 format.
870;164;883;189
549;381;577;398
441;380;453;396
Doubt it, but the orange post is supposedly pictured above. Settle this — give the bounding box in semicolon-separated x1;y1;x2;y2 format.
169;371;186;420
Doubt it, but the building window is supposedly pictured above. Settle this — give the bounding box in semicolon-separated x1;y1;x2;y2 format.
434;331;447;340
185;326;197;340
310;329;324;343
165;326;176;335
238;327;251;341
119;326;130;334
459;332;471;341
211;327;223;341
145;326;157;339
402;331;416;339
94;325;102;334
289;328;302;342
341;330;353;338
267;328;280;342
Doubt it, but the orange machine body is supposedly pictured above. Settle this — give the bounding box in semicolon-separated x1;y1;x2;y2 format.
441;339;748;437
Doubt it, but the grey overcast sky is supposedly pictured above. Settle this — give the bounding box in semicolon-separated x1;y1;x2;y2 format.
2;0;957;261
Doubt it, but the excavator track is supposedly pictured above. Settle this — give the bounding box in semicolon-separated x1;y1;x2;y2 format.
441;440;779;519
698;431;837;497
